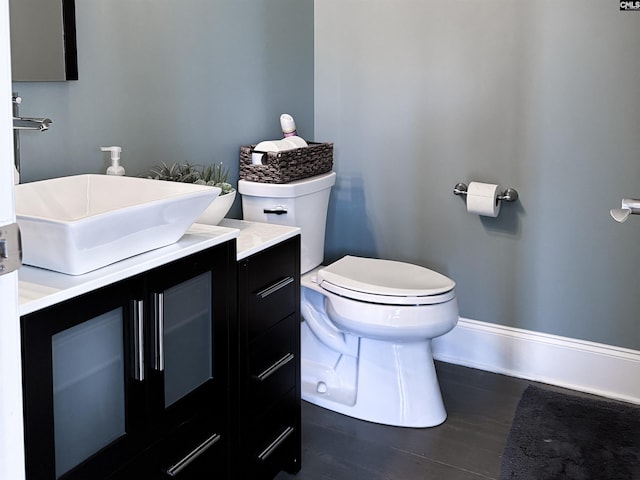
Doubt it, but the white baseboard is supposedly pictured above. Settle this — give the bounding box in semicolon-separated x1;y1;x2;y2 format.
432;317;640;405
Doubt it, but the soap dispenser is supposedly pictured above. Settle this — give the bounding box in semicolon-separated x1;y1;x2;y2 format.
101;146;125;176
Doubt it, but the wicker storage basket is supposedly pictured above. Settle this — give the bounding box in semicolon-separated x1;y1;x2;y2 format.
239;142;333;184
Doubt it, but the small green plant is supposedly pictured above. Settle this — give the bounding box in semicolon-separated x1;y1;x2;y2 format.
146;162;235;195
196;163;234;195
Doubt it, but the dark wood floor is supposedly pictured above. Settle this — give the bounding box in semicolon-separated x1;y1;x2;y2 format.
274;361;554;480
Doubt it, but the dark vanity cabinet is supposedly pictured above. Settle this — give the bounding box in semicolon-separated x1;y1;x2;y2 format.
20;243;235;480
233;235;302;480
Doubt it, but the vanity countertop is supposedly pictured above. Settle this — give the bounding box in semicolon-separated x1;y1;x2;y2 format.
219;219;300;261
19;224;239;316
19;220;301;316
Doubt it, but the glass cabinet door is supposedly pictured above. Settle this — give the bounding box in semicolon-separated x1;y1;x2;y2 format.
161;271;213;407
21;280;140;480
147;245;231;421
52;309;126;477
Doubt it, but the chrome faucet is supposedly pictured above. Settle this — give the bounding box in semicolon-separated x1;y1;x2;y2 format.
12;93;53;179
13;116;52;131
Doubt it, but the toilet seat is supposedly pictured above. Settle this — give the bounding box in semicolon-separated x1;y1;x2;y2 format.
317;256;456;306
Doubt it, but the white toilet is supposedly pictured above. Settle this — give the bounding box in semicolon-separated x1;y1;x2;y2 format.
239;171;459;427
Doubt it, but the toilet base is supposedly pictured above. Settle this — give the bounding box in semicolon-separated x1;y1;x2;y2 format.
300;321;447;428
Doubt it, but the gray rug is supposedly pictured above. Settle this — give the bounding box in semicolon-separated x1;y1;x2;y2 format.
500;385;640;479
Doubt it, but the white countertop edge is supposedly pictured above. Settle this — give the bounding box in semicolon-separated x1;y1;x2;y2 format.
219;219;301;260
19;224;239;316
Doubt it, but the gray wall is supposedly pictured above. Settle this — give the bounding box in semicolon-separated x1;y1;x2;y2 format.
316;0;640;350
14;1;640;351
13;0;314;219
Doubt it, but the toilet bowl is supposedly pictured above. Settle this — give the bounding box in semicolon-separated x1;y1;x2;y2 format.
239;171;459;427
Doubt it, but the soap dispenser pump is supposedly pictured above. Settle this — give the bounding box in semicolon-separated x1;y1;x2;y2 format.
101;146;125;176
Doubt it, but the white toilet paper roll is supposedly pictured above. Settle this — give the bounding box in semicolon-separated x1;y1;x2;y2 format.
252;140;291;165
466;182;501;217
282;136;308;149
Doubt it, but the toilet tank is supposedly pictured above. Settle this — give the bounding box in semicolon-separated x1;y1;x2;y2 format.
238;172;336;273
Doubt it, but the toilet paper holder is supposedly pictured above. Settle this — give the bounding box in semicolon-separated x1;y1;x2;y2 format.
453;183;519;203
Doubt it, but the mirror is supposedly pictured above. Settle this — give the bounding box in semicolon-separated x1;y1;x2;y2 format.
9;0;78;81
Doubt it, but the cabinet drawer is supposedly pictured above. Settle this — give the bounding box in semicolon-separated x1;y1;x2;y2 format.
247;389;299;477
245;238;298;338
107;415;228;479
248;277;296;339
248;314;297;413
246;239;297;294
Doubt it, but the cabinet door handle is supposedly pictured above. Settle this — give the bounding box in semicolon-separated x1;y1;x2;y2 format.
257;426;295;462
165;433;221;477
153;292;164;372
132;299;145;382
256;353;294;382
257;276;294;299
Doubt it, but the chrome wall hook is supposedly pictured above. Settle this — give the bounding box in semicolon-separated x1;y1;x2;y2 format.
453;182;519;203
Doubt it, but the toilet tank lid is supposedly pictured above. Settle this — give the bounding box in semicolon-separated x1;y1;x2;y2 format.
318;256;455;299
238;172;336;198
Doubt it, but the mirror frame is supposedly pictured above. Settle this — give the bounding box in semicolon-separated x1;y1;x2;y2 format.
61;0;78;80
10;0;78;81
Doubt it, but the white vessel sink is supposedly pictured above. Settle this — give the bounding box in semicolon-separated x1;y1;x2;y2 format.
16;174;220;275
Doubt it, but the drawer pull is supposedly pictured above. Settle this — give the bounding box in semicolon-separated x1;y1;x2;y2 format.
152;292;164;372
132;299;145;382
256;353;295;382
257;426;295;462
166;433;221;477
257;276;294;299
